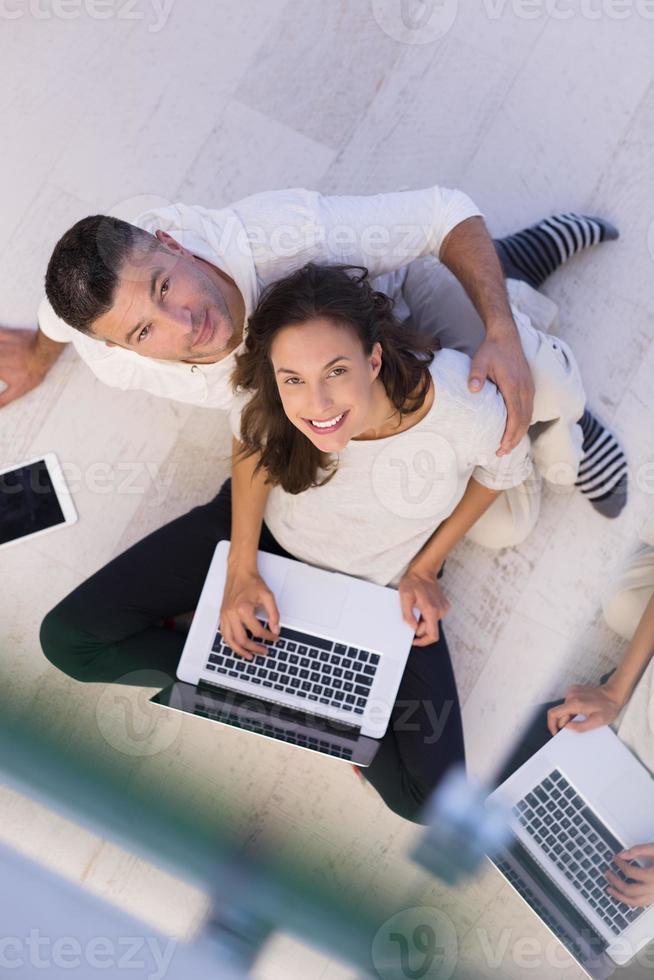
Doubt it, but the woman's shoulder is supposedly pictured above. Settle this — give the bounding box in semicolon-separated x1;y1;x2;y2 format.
430;346;471;379
429;348;506;426
430;348;498;399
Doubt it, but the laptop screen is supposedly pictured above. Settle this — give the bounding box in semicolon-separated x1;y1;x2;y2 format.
491;836;615;980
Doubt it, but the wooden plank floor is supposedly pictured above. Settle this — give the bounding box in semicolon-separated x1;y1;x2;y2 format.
1;3;653;977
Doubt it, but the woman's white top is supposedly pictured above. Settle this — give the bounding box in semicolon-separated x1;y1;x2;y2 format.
230;348;533;587
615;658;654;776
614;525;654;775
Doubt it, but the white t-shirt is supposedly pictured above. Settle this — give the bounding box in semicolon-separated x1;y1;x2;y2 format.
230;348;533;587
615;657;654;776
613;526;654;775
38;186;481;409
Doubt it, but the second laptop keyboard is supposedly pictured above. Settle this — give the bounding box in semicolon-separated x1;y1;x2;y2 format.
513;768;646;935
205;623;381;715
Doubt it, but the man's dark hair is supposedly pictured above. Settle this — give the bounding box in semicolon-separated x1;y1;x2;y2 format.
45;215;160;334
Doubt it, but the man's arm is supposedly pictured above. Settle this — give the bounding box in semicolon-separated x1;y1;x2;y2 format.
440;215;535;455
234;186;534;454
232;184;483;283
0;326;67;408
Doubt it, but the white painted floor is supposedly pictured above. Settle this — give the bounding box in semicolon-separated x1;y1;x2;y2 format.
1;2;654;977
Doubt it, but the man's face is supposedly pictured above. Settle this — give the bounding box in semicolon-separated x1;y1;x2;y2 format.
90;231;237;362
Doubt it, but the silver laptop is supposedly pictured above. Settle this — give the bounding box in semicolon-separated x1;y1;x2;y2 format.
489;723;654;976
151;679;382;766
153;540;415;764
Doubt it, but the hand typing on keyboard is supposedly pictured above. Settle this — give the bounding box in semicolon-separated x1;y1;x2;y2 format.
606;844;654;909
514;769;647;932
207;624;380;716
220;566;280;660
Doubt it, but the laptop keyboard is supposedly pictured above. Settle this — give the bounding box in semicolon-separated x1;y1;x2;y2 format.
194;701;354;760
513;769;646;935
204;623;381;716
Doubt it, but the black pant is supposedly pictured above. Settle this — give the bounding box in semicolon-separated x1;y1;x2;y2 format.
40;480;465;825
496;670;617;787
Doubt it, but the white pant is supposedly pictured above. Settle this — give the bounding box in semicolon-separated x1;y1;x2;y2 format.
602;522;654;775
380;257;587;550
604;542;654;641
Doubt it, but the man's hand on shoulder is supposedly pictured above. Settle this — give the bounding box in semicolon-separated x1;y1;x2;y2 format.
0;326;67;408
468;318;535;457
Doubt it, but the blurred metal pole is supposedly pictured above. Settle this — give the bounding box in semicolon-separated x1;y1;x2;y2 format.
411;764;512;884
0;837;247;980
0;711;385;977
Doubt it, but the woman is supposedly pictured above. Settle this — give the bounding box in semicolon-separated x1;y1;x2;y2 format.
499;521;654;908
220;262;539;823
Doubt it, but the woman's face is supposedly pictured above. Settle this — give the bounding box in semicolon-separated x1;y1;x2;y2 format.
270;317;382;452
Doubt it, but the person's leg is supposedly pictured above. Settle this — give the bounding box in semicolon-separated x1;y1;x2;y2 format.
603;542;654;641
360;626;465;825
604;543;654;767
401;226;627;518
513;311;586;483
401;257;486;355
495;701;562;786
40;480;293;686
511;315;627;517
401;213;619;355
494;213;619;290
496;663;619;786
465;471;542;551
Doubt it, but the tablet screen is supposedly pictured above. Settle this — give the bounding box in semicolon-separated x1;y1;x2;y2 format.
0;460;66;545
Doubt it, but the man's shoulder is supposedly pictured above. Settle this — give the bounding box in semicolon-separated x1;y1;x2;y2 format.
135;189;318;232
134;200;235;236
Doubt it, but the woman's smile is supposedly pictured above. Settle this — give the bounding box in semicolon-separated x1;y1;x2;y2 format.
303;410;350;435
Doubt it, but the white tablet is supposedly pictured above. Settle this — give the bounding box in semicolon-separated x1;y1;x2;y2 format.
0;453;77;551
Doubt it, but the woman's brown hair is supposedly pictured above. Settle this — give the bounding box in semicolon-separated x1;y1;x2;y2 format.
232;263;437;494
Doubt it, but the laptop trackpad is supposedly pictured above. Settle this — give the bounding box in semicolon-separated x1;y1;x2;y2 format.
279;564;347;629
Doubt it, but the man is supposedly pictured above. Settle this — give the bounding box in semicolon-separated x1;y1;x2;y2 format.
0;186;621;484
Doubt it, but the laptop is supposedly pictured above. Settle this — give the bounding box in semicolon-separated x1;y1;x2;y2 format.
152;680;382;766
488;722;654;977
151;540;415;765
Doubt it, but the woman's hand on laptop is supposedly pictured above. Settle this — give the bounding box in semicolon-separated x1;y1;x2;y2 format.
220;568;280;660
399;564;451;646
605;844;654;908
546;681;625;736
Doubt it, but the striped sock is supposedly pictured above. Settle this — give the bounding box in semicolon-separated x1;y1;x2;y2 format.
575;410;628;518
495;213;619;290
